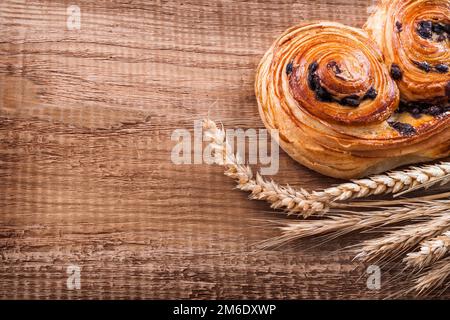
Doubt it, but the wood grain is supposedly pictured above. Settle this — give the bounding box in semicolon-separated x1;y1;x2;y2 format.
0;0;448;299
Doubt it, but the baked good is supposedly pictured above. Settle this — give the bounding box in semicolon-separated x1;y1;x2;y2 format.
365;0;450;105
255;22;450;179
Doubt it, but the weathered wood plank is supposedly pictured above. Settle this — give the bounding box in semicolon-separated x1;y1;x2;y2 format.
0;0;448;299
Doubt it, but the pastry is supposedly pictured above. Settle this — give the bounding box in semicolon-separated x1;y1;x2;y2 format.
365;0;450;105
255;22;450;179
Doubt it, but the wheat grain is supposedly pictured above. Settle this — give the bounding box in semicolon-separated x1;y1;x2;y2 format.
203;119;450;295
312;163;450;203
203;119;326;217
203;119;450;216
259;201;449;248
411;256;450;296
356;213;450;263
404;231;450;272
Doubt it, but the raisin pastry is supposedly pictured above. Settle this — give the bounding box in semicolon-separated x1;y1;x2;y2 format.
365;0;450;106
255;22;450;179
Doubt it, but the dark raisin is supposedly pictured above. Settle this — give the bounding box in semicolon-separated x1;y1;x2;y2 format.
315;86;333;102
432;23;445;34
340;95;360;107
388;121;417;136
413;61;431;72
411;107;421;114
417;21;433;39
396;101;427;117
427;106;442;116
396;21;403;32
308;73;320;91
391;64;403;80
416;101;431;109
327;61;342;74
444;24;450;34
396;101;409;113
435;64;449;73
421;21;433;30
364;87;378;100
327;61;336;68
286;61;293;75
410;108;422;118
308;61;319;73
307;62;320;91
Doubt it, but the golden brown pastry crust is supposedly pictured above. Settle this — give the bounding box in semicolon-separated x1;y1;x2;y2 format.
365;0;450;104
255;22;450;179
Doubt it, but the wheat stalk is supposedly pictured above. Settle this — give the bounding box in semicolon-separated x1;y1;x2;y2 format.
404;231;450;272
203;118;450;295
203;119;327;217
312;163;450;203
356;213;450;264
411;256;450;296
202;119;450;217
259;200;450;249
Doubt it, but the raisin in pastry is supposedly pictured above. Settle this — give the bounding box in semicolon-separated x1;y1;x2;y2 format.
255;22;450;179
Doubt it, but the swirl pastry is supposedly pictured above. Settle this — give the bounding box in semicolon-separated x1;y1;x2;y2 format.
255;22;450;179
365;0;450;105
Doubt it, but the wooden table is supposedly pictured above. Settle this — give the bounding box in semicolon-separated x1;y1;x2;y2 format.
0;0;448;299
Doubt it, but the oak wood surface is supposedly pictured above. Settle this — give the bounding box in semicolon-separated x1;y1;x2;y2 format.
0;0;448;299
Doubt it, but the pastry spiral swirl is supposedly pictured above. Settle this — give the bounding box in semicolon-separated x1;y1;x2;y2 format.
255;22;450;179
365;0;450;104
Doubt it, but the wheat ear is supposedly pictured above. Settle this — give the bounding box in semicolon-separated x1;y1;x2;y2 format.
356;213;450;263
259;201;449;249
203;119;326;217
411;256;450;296
202;119;450;216
404;231;450;272
312;163;450;203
